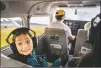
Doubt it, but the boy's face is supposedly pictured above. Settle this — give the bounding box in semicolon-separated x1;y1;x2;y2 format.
15;34;33;55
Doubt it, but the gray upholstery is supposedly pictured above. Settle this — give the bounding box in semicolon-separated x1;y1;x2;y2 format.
1;45;13;56
64;29;88;67
35;33;45;54
74;29;88;56
45;27;69;56
1;53;32;67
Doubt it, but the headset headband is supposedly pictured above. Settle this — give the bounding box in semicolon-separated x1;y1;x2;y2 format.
6;27;36;44
56;10;65;16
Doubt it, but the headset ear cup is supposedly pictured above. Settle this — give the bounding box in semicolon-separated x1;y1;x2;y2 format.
10;42;19;54
32;37;37;48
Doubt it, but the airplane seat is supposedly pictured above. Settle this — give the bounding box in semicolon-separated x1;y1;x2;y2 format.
35;34;51;56
65;29;90;67
74;29;88;57
77;13;101;67
65;13;101;67
35;35;45;55
44;27;69;63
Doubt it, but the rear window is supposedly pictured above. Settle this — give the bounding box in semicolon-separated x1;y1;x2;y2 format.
1;19;20;27
1;17;22;48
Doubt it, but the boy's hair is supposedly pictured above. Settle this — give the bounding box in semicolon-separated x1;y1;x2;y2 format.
12;28;32;42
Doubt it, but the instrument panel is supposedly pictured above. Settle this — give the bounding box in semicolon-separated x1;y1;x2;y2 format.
64;20;89;35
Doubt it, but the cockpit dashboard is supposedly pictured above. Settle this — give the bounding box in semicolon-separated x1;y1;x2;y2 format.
63;20;90;35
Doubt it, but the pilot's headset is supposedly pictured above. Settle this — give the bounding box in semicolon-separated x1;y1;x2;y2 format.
55;9;65;20
6;27;37;54
88;13;101;44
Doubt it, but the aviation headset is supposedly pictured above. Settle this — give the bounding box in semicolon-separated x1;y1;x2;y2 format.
56;9;65;16
55;10;65;20
6;27;37;54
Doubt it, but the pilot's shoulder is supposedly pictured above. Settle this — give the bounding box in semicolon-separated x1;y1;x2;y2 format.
62;23;69;27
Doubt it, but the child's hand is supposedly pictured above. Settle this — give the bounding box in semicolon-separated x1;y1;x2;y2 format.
39;56;43;62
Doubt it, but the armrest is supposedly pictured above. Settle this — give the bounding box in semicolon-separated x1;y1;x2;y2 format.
1;53;32;67
69;55;81;60
65;55;81;67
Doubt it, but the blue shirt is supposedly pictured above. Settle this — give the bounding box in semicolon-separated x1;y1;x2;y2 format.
27;50;48;67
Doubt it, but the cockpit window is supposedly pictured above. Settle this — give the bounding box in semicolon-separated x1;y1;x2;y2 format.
30;15;50;36
55;6;100;21
1;17;22;48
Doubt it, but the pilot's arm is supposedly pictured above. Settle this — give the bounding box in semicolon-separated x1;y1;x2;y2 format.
66;27;75;40
68;34;76;40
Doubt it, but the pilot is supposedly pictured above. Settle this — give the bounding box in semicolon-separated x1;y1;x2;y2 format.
12;28;61;67
49;9;75;40
84;22;91;31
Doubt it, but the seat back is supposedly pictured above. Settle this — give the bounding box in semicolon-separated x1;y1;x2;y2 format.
74;29;88;56
45;27;69;56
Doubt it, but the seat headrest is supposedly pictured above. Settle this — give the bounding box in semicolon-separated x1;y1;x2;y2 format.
10;43;18;54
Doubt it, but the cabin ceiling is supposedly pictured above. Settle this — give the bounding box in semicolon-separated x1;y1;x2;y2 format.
1;0;100;18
